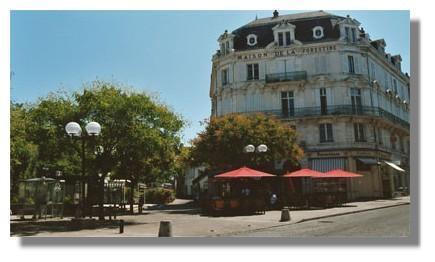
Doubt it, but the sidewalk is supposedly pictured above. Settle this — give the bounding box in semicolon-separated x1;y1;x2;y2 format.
11;196;410;237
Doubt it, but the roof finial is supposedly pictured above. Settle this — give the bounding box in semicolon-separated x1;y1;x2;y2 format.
255;14;258;20
273;10;279;18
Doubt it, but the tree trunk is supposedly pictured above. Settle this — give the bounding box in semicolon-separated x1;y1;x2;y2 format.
98;174;105;220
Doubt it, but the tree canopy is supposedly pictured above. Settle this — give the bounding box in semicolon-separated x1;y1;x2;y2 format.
189;113;304;174
10;81;185;200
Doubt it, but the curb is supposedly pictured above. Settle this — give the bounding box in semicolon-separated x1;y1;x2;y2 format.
221;202;410;236
296;202;410;224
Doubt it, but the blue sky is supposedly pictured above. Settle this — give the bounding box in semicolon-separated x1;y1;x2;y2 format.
10;10;410;143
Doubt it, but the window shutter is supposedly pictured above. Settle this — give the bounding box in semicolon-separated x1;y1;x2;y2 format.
354;123;359;141
314;56;320;74
327;124;333;141
320;55;327;74
360;124;365;140
319;124;326;142
254;64;259;79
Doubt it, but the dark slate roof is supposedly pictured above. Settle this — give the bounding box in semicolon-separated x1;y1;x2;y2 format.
232;11;343;51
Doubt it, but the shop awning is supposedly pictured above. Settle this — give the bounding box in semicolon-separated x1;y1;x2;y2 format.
313;169;363;178
283;168;324;178
214;166;275;179
383;161;406;172
357;158;379;165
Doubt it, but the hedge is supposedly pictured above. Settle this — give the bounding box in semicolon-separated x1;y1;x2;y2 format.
145;188;175;204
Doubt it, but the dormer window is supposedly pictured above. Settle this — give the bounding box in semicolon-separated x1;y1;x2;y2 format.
337;15;361;43
273;20;296;47
218;30;235;56
312;26;324;39
247;34;258;46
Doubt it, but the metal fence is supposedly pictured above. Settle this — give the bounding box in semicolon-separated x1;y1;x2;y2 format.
254;105;409;129
265;71;307;83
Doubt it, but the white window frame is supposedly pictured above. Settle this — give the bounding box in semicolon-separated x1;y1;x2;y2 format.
246;34;258;46
354;123;366;142
319;123;334;143
221;68;229;86
312;26;324;39
246;63;259;81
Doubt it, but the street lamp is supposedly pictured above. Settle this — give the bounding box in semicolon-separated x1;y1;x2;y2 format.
244;144;268;153
243;144;268;168
65;121;101;218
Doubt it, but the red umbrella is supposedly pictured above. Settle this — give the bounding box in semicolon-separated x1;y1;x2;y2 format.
214;166;275;179
313;169;363;178
283;168;325;178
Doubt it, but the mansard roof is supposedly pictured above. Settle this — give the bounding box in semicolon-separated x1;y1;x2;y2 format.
231;11;344;51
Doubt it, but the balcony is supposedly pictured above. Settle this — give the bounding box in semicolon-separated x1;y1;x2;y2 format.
255;105;410;129
265;71;307;83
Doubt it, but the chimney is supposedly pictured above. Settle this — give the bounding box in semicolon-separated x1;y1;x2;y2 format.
273;10;279;18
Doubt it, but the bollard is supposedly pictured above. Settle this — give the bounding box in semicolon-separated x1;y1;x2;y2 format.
280;207;291;222
158;221;172;237
119;219;124;234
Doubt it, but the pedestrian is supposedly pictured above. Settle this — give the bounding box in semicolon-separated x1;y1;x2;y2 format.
270;193;278;210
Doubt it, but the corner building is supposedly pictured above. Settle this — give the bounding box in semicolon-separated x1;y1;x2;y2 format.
209;11;410;199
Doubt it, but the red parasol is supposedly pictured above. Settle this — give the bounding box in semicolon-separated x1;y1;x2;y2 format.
214;166;276;179
282;168;325;178
313;169;363;178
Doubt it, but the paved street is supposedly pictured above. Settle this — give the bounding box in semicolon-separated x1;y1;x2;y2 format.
231;205;409;237
11;196;410;237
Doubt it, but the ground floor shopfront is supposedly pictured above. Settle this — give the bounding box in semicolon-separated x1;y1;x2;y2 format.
304;148;409;200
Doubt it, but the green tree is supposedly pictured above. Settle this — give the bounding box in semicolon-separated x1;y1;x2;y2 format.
26;91;82;178
75;81;185;213
10;103;38;201
190;113;303;174
10;81;185;215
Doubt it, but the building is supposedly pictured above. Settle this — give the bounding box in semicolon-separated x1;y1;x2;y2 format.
209;10;410;199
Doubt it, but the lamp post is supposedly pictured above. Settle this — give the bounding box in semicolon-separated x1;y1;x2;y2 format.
243;144;268;168
65;121;101;218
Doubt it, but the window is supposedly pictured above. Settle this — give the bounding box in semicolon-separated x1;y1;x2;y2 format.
393;79;398;94
351;28;357;42
278;32;284;46
354;123;366;142
345;27;350;42
377;128;383;145
247;63;259;80
312;26;324;39
348;55;355;73
285;32;291;45
408;86;410;100
315;56;327;74
221;41;231;55
277;31;292;46
247;34;257;46
319;123;333;143
221;69;229;86
320;88;328;115
351;88;362;114
391;135;397;150
370;62;376;80
399;136;404;152
281;91;295;117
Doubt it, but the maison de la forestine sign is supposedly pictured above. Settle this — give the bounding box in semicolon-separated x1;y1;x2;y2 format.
236;45;337;61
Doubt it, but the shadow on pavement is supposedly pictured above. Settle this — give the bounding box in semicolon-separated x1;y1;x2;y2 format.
11;219;147;237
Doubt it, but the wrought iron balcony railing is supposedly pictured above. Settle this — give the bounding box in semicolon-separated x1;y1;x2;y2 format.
249;105;409;129
265;71;307;83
